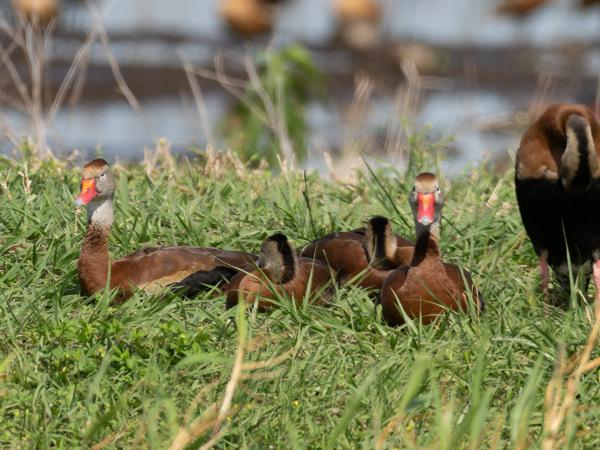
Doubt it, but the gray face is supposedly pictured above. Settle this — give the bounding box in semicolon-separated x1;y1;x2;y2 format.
408;185;444;227
94;168;115;198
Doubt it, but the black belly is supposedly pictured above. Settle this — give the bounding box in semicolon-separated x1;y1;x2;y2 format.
515;177;600;268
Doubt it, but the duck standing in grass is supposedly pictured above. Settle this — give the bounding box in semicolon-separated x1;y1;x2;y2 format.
225;233;334;310
75;158;256;300
515;104;600;303
380;173;482;326
301;216;413;291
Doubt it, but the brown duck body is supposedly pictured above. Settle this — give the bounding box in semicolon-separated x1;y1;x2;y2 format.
495;0;549;16
225;234;334;310
78;226;256;298
76;158;257;300
380;173;481;326
515;104;600;298
220;0;274;36
380;230;480;326
225;258;333;310
300;220;413;290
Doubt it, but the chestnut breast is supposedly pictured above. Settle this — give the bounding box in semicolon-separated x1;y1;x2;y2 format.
381;259;479;326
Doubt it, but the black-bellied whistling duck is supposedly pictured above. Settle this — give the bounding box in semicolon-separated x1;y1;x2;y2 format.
225;233;334;310
495;0;550;16
12;0;59;25
300;216;413;291
333;0;381;50
515;104;600;303
220;0;278;36
75;158;256;300
380;173;482;326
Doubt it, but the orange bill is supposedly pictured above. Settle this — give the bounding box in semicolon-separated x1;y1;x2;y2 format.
417;192;435;225
75;178;97;206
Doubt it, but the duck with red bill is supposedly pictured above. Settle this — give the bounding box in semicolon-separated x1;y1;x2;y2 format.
380;172;483;326
73;158;258;300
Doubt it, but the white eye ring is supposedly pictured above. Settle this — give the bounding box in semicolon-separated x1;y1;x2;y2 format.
99;173;106;180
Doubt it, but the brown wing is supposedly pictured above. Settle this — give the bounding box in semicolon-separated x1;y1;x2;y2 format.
111;247;257;295
301;237;369;277
302;228;413;267
516;103;600;181
442;263;483;313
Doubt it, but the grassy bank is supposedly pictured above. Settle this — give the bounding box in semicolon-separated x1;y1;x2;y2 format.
1;152;599;449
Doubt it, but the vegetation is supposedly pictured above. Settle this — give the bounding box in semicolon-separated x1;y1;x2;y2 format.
221;44;324;167
1;147;599;449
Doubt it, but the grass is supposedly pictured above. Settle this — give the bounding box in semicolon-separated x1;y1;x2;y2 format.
1;149;599;449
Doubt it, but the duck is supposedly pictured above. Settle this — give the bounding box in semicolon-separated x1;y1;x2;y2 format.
495;0;550;16
75;158;257;300
515;104;600;303
219;0;279;36
380;173;482;326
333;0;381;51
225;233;334;310
12;0;59;25
300;216;413;291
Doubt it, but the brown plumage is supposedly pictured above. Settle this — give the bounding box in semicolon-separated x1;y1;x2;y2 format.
515;104;600;304
495;0;550;16
225;233;334;310
75;159;256;300
12;0;58;25
220;0;275;36
380;173;482;326
300;216;413;291
333;0;381;50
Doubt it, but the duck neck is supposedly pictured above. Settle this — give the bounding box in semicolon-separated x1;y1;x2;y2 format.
363;223;397;270
410;221;440;266
78;198;114;294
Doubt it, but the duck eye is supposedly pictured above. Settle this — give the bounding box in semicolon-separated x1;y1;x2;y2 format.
99;173;106;180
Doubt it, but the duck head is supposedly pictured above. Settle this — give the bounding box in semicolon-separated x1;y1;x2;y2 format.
409;172;443;230
258;233;298;284
75;159;115;226
75;158;114;207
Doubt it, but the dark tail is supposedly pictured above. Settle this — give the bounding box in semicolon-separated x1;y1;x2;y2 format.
169;266;240;297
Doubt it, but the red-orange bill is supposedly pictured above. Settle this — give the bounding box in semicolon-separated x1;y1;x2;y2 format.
75;178;97;206
417;192;435;225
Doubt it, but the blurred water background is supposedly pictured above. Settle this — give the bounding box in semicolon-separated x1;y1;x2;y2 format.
1;0;599;174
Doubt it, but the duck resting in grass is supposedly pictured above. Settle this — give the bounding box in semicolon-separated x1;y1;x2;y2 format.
300;216;413;291
225;233;334;310
75;158;256;301
380;173;482;325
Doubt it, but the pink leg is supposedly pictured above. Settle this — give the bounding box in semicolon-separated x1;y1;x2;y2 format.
593;259;600;302
539;251;550;307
